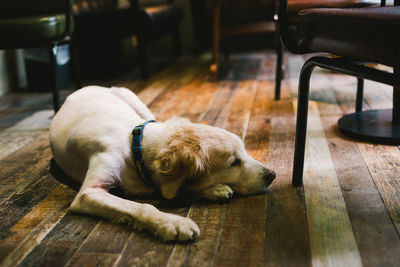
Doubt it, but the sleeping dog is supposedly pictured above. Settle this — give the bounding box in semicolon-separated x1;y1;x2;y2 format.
49;86;276;241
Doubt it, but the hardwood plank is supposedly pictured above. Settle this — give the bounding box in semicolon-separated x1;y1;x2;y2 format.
164;202;229;267
263;86;311;266
0;132;52;203
0;185;75;267
0;171;59;241
222;58;262;81
357;144;400;235
362;79;392;110
0;110;53;160
64;222;133;267
166;80;259;267
147;82;181;116
305;67;400;267
117;70;216;267
318;101;400;267
330;69;400;238
17;213;98;267
1;51;399;267
200;81;237;127
181;82;220;122
66;253;120;267
222;80;258;138
215;80;265;266
154;79;205;121
116;206;189;267
257;53;276;81
137;59;207;106
301;100;362;267
0;92;52;113
215;195;266;267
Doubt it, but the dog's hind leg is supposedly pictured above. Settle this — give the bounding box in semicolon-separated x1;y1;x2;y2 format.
110;87;155;120
70;154;199;241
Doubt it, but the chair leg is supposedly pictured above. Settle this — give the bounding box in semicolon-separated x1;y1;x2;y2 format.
69;39;82;89
172;26;182;57
393;66;400;124
137;35;149;80
49;43;60;112
355;78;364;112
275;38;283;100
292;58;315;187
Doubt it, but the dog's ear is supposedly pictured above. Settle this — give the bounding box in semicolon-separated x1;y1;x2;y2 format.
156;129;205;199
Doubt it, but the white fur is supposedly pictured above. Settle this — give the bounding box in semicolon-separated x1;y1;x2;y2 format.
49;86;275;241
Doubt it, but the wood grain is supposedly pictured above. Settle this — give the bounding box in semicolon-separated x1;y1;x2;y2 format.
263;83;311;267
318;100;400;267
0;132;53;204
0;51;399;266
116;62;213;267
0;185;75;267
17;212;98;267
301;100;362;267
357;144;400;234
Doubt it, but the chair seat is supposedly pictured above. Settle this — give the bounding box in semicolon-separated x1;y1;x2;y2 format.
288;0;380;14
141;4;183;39
73;8;135;41
0;14;68;48
296;6;400;66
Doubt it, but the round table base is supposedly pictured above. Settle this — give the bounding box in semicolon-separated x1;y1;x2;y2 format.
338;109;400;145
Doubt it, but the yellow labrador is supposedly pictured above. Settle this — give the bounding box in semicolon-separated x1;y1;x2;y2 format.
49;86;275;241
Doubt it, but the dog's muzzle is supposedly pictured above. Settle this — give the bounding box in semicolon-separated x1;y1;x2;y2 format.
263;169;276;186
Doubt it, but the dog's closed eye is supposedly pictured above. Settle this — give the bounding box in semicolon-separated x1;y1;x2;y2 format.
230;158;241;167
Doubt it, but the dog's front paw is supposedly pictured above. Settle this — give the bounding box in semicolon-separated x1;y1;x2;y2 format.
198;184;233;201
156;215;200;242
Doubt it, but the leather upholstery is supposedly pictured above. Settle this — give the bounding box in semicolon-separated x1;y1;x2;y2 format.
0;0;71;18
140;4;183;40
287;0;381;14
296;6;400;66
73;8;136;41
0;0;73;49
72;0;183;42
0;15;67;47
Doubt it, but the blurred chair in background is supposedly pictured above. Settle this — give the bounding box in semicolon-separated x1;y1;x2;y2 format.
0;0;79;112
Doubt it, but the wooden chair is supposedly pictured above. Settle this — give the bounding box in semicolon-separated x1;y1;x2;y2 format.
0;0;79;112
278;0;400;186
210;0;283;100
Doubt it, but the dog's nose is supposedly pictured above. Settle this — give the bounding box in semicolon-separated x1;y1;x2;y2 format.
264;170;276;186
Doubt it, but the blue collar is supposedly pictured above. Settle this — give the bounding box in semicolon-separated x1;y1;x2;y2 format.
131;120;156;186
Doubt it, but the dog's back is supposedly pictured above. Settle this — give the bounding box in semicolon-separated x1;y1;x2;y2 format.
49;86;144;183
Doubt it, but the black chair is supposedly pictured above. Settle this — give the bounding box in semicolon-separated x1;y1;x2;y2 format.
0;0;79;112
135;0;184;79
72;0;183;79
278;0;400;186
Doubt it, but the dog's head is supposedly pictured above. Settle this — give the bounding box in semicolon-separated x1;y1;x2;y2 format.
150;118;276;199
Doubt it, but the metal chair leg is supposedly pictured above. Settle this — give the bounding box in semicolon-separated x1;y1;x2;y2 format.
355;78;364;112
49;43;60;112
275;39;283;100
292;58;315;187
293;56;399;186
69;39;82;89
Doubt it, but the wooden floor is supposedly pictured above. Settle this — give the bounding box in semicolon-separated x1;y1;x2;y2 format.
1;51;399;267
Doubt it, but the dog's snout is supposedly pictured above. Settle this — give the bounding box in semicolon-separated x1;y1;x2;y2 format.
262;168;276;185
